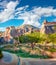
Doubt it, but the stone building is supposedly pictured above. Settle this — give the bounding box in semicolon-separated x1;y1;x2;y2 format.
40;20;56;34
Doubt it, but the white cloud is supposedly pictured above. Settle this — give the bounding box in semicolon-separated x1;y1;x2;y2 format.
31;7;56;17
16;5;29;11
16;6;56;27
15;5;29;15
18;11;41;27
0;0;8;9
0;0;18;22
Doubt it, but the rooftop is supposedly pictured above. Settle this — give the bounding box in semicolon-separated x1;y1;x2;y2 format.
43;20;56;25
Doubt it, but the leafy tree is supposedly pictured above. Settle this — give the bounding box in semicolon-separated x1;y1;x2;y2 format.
19;32;40;43
19;32;40;49
53;25;56;31
19;35;29;43
48;33;56;48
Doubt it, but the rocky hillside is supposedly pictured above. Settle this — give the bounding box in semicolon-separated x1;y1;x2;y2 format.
17;24;40;32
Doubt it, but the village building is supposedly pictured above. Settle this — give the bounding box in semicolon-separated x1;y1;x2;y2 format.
40;20;56;34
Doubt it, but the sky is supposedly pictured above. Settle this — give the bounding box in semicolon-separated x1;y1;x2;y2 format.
0;0;56;31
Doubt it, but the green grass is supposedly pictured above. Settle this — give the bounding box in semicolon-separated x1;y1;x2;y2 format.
2;48;49;59
1;44;50;59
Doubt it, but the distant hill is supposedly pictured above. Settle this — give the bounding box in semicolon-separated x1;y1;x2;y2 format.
18;24;39;29
17;24;40;32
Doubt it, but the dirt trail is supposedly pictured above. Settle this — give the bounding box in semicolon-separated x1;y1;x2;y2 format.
21;58;56;65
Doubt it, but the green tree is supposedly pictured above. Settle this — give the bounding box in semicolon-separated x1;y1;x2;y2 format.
53;25;56;31
19;32;40;43
19;32;40;49
48;33;56;48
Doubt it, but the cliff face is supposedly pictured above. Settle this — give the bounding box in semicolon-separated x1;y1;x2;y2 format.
10;24;40;37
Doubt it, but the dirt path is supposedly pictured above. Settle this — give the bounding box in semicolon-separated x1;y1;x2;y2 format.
20;58;56;65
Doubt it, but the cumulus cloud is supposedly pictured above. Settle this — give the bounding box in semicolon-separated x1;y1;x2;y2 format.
17;11;41;27
0;0;8;9
16;6;56;27
0;0;18;22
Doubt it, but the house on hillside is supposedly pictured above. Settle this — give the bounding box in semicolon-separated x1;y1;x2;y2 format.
40;20;56;34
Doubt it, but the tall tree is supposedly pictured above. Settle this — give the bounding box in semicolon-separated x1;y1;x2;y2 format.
0;50;3;59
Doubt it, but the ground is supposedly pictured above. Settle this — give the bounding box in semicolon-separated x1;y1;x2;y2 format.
20;58;56;65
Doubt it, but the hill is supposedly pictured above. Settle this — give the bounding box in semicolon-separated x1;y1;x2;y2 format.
17;24;40;32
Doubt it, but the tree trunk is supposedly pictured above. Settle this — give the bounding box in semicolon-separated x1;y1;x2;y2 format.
0;50;3;59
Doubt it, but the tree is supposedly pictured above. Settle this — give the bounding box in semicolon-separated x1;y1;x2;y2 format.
48;33;56;48
0;50;3;59
19;35;30;43
53;25;56;31
40;33;50;49
13;37;20;46
19;32;40;49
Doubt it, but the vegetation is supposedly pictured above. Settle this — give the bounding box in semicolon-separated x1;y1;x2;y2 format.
19;32;40;49
3;48;49;59
49;48;56;52
19;32;56;52
0;50;3;59
19;32;56;44
0;32;56;58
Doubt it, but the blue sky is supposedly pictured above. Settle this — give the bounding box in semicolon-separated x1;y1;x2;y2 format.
0;0;56;31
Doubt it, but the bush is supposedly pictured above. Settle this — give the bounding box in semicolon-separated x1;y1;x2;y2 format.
0;50;3;59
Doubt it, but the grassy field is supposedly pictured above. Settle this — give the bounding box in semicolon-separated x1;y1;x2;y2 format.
3;49;49;58
1;44;56;59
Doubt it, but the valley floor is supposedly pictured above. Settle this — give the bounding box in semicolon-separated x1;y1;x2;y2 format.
20;58;56;65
